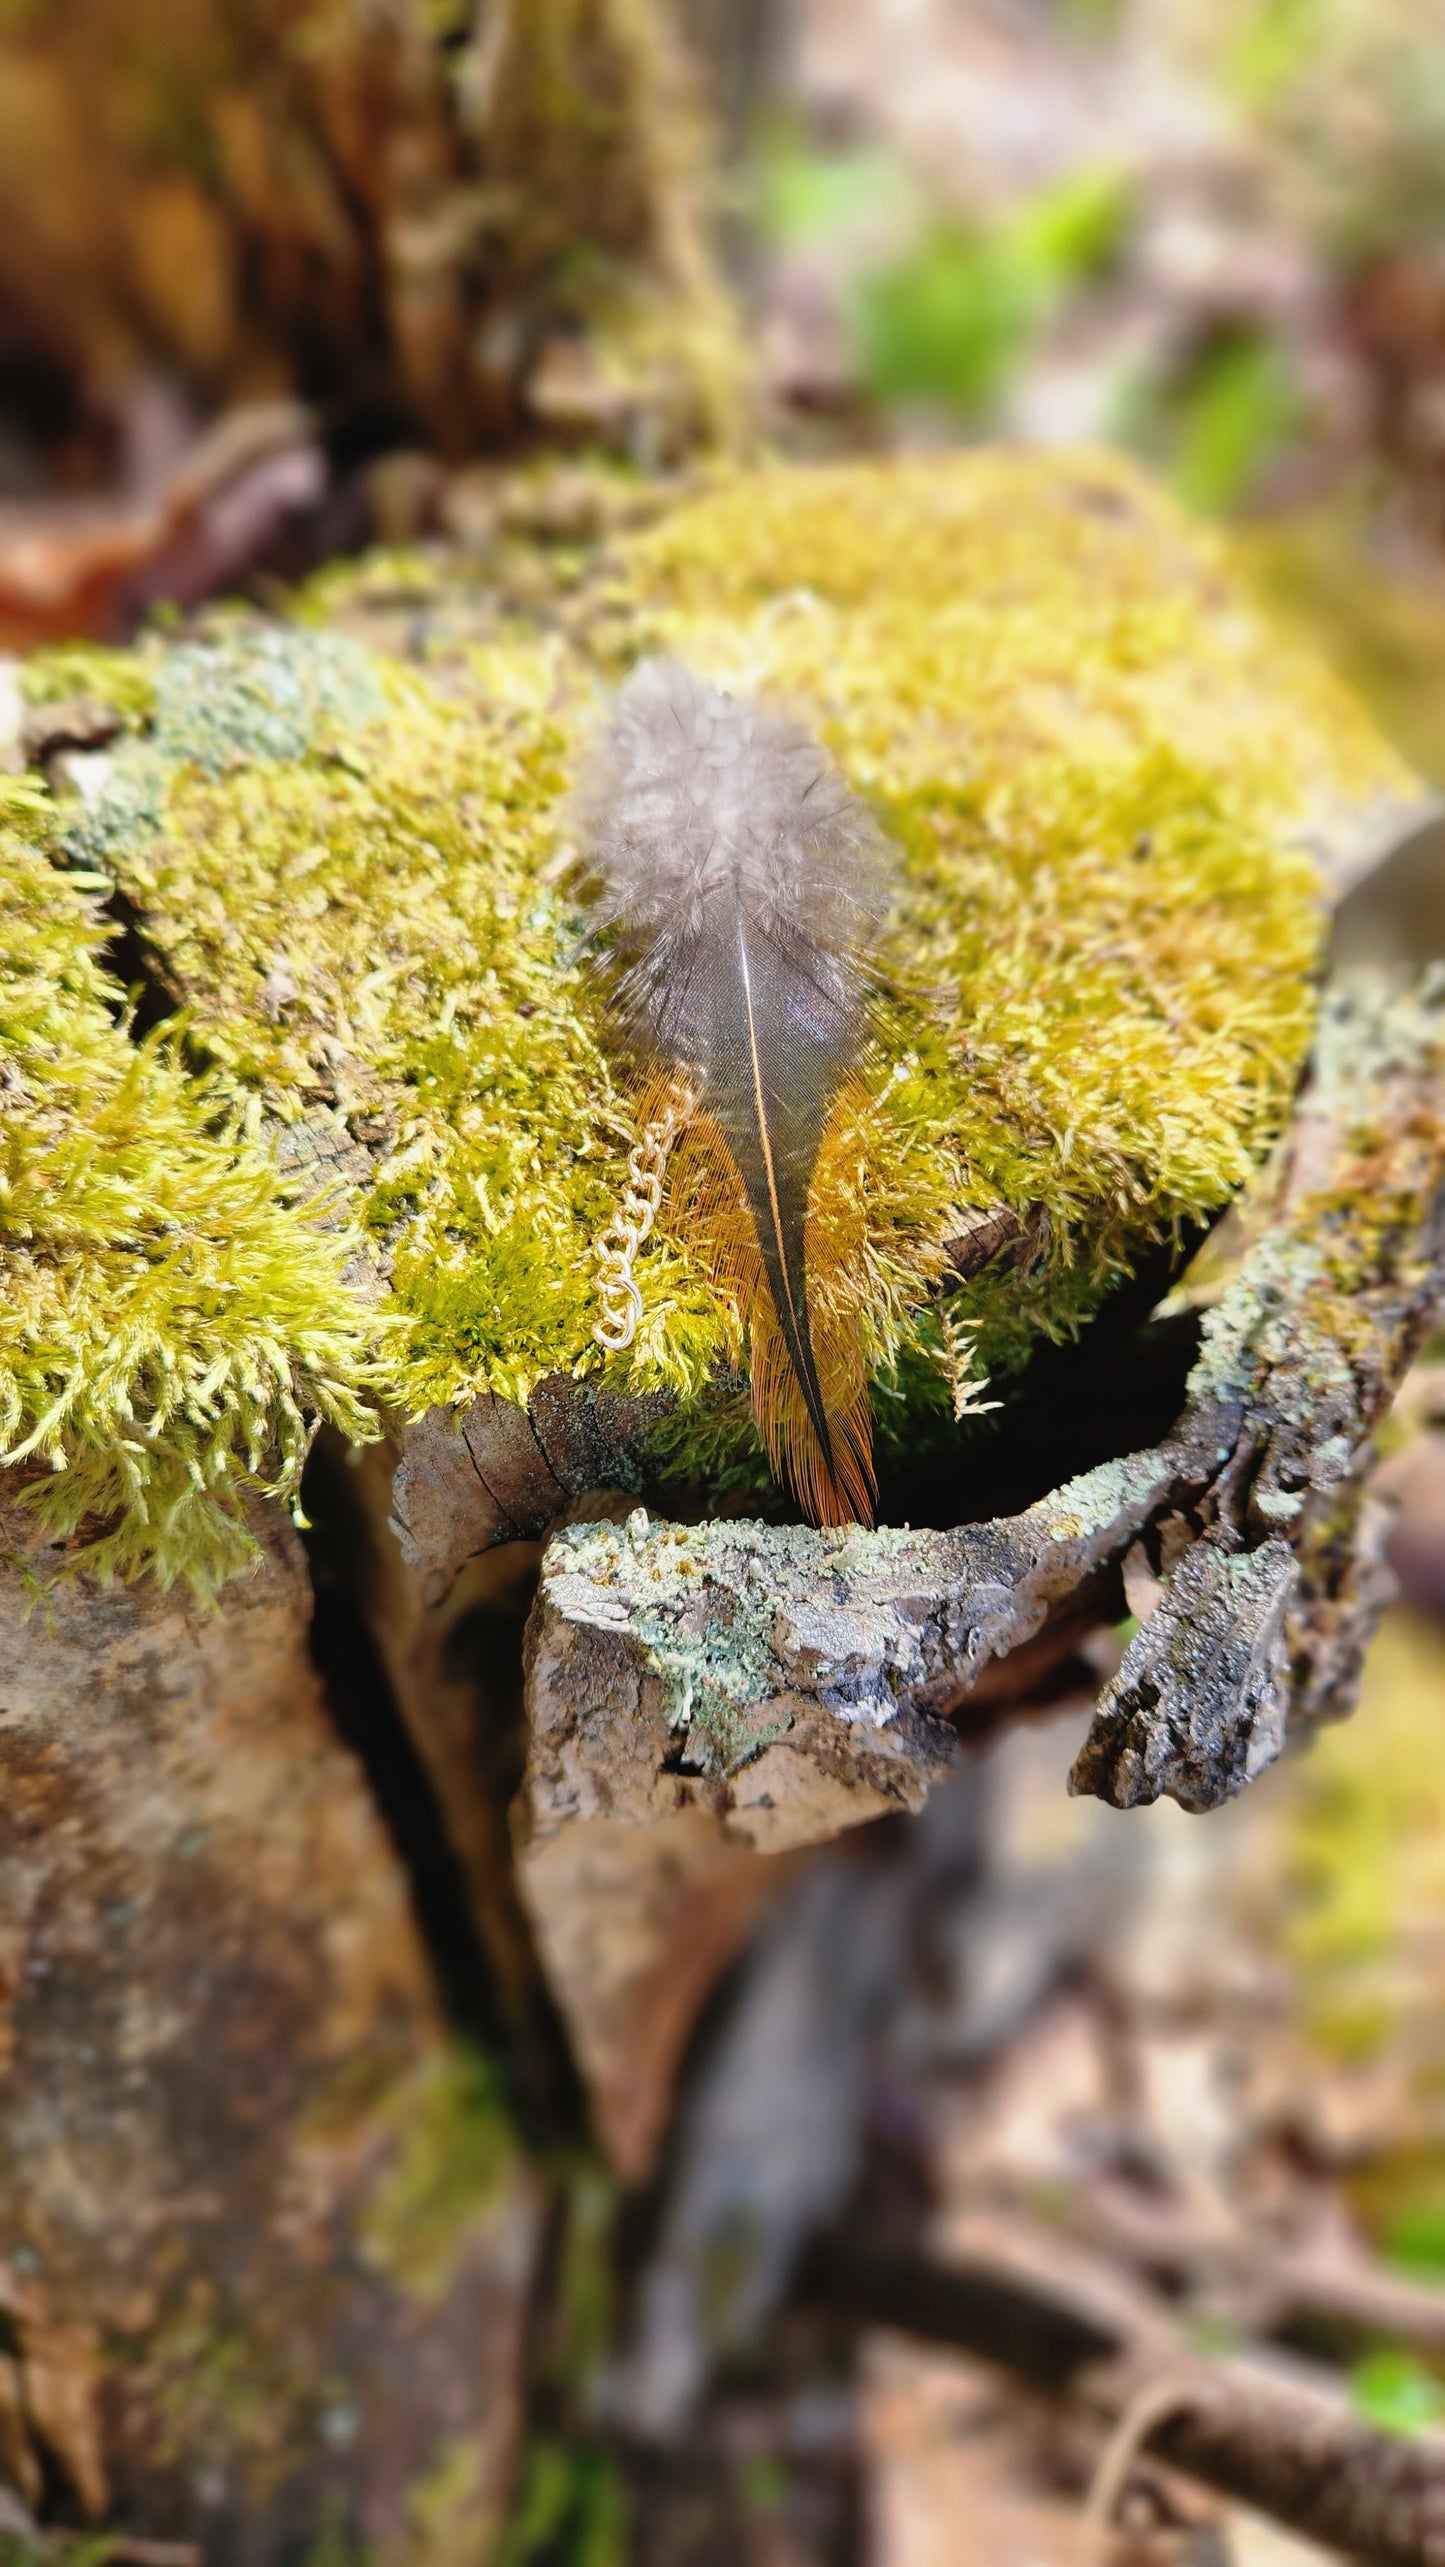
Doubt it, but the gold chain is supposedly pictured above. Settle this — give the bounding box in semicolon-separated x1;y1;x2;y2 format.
593;1075;697;1352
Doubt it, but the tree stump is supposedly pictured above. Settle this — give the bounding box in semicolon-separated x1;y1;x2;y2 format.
2;447;1441;2549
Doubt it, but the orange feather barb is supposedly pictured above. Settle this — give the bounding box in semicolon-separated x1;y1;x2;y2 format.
576;658;891;1528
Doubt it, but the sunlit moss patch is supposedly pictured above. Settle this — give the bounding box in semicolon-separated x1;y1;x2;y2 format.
2;451;1414;1576
0;788;380;1596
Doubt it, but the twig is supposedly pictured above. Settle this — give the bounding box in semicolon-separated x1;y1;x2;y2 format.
1073;2173;1445;2361
1082;2375;1204;2563
796;2230;1445;2567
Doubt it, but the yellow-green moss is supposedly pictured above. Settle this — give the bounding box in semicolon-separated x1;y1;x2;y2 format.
359;2048;521;2307
2;451;1415;1577
19;639;158;728
0;782;380;1596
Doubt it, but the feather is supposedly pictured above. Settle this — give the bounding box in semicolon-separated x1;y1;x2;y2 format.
575;656;890;1525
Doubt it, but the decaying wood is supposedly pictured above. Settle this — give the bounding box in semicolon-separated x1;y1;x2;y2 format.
0;1472;540;2556
306;1430;584;2137
391;1382;669;1608
502;973;1445;2165
524;973;1445;1825
1074;969;1445;1802
516;1506;963;2179
800;2225;1445;2567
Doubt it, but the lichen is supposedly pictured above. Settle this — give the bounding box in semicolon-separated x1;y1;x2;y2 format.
55;744;167;869
551;1507;791;1768
552;1507;959;1766
2;451;1416;1586
152;629;384;777
1187;974;1445;1437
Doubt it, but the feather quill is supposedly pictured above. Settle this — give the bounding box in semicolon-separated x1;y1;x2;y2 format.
576;657;889;1525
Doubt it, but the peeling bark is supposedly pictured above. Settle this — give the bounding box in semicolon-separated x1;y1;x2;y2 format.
390;1383;668;1608
501;975;1445;2162
1070;1537;1299;1811
516;1518;960;2180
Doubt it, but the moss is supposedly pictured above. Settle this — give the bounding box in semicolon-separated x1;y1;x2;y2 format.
3;452;1415;1582
497;2437;628;2567
19;640;158;727
400;2433;500;2567
359;2049;520;2307
0;793;380;1597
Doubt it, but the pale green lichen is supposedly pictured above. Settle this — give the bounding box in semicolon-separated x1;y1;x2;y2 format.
552;1508;938;1767
2;451;1417;1585
1025;1446;1173;1546
152;629;384;776
552;1508;790;1768
1186;974;1445;1435
56;745;167;869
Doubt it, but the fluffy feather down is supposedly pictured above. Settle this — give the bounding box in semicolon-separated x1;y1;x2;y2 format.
576;657;890;1524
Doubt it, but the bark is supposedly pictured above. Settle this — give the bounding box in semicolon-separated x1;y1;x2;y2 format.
519;973;1445;1830
391;1385;669;1609
0;0;734;464
490;972;1445;2167
516;1505;961;2180
0;1473;541;2559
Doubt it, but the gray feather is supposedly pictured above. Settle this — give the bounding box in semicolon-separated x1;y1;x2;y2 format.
575;658;890;1508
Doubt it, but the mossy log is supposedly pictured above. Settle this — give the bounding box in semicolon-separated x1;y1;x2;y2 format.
1;450;1443;2525
4;452;1420;1587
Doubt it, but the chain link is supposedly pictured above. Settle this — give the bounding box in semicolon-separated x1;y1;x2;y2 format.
593;1075;697;1352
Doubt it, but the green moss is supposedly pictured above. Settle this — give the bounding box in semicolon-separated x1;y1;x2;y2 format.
0;799;380;1597
497;2438;627;2567
19;639;158;727
360;2048;520;2306
3;452;1415;1582
579;456;1396;1486
401;2433;500;2567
